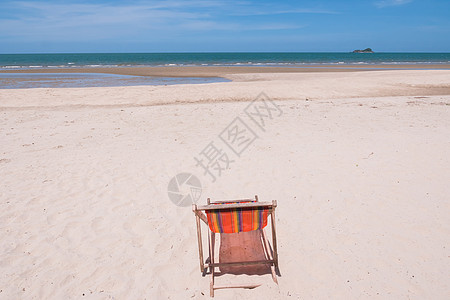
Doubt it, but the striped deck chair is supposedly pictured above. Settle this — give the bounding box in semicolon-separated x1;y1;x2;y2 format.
192;195;279;297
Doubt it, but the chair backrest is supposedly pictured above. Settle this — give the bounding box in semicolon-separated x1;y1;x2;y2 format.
196;199;274;234
206;205;269;233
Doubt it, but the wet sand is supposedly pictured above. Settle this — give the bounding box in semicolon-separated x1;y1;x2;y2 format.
1;64;450;78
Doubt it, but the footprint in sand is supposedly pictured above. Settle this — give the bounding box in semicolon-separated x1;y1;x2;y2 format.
123;217;149;237
61;221;83;244
91;217;106;234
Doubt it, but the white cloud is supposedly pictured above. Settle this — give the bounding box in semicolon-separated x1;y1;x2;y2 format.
0;1;311;42
182;20;305;31
375;0;413;8
0;1;213;41
229;8;339;16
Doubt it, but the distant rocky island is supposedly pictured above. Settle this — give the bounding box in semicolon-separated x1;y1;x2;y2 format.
352;48;374;53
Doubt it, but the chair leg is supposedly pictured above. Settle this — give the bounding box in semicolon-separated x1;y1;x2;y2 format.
210;272;214;297
209;230;215;297
261;229;278;284
195;212;205;274
270;208;279;272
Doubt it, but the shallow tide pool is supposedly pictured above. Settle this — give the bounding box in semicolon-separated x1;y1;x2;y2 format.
0;73;230;89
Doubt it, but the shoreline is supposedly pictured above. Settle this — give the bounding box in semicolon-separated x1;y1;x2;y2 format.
1;64;450;78
1;70;450;109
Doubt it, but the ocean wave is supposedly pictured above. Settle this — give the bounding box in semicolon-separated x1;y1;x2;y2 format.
2;60;450;70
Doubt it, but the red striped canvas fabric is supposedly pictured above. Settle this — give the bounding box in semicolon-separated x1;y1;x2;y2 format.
206;205;269;233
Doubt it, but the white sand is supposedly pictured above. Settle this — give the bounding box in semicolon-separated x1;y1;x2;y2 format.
0;70;449;299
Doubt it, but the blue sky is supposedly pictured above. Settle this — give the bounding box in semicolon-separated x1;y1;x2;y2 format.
0;0;449;53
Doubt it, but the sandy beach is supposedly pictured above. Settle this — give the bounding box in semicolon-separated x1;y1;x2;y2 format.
1;68;449;299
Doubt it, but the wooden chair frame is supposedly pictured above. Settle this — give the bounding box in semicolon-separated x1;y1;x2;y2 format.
192;195;279;297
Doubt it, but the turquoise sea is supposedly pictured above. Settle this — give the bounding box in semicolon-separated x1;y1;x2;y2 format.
1;52;450;69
